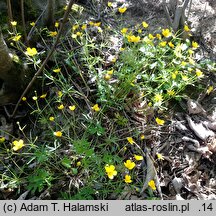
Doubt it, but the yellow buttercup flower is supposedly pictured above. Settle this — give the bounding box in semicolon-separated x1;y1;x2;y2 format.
181;61;187;66
55;22;59;28
53;68;61;73
171;71;178;79
155;117;165;125
167;89;175;96
156;34;161;40
0;137;6;143
168;41;174;48
192;41;199;49
188;49;194;55
159;41;167;47
32;96;38;101
76;161;81;166
127;137;135;145
118;7;127;14
40;93;47;99
49;31;57;37
148;34;155;40
121;28;128;34
124;175;132;183
108;2;113;7
142;21;149;28
124;160;136;170
184;25;190;32
196;69;203;77
49;116;55;121
76;31;82;36
156;153;164;160
89;21;94;26
11;21;17;26
54;131;62;137
105;164;117;179
127;35;140;43
58;104;64;110
162;28;172;37
107;70;114;75
104;74;111;80
92;104;100;112
81;24;87;30
25;47;38;56
94;22;101;27
57;91;63;97
72;34;77;39
154;93;163;102
134;154;144;161
207;86;214;95
138;29;142;33
148;180;156;190
72;24;79;31
69;105;76;111
22;97;27;101
12;34;21;42
12;139;25;151
30;22;35;26
140;134;145;140
182;75;188;81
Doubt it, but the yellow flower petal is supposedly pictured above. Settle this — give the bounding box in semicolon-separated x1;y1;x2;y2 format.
32;96;38;101
53;68;61;73
134;154;143;161
155;117;165;125
12;139;25;151
121;28;128;34
127;137;135;145
40;93;47;99
11;21;17;26
142;21;149;28
69;105;76;111
148;180;156;190
49;116;55;121
124;160;136;170
92;104;100;112
25;47;38;56
54;131;62;137
108;2;113;7
184;25;190;32
0;137;6;143
207;86;214;95
49;31;58;37
58;104;64;110
162;28;172;37
105;164;117;179
124;175;132;183
192;41;199;49
156;153;164;160
118;7;127;14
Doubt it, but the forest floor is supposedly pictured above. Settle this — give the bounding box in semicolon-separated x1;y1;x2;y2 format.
0;0;216;200
123;0;216;200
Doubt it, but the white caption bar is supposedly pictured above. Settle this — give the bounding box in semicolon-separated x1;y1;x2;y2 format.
0;200;215;216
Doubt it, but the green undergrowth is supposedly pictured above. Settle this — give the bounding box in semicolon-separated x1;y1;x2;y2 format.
0;3;215;200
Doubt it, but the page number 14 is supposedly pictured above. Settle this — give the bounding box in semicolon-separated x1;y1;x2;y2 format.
202;203;213;211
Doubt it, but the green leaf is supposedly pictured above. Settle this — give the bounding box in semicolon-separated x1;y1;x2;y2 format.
61;157;72;168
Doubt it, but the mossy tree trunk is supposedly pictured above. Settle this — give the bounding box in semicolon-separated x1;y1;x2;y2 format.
0;28;26;105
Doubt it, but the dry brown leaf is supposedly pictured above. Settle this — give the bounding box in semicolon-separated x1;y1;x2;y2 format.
186;115;215;141
187;98;206;115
